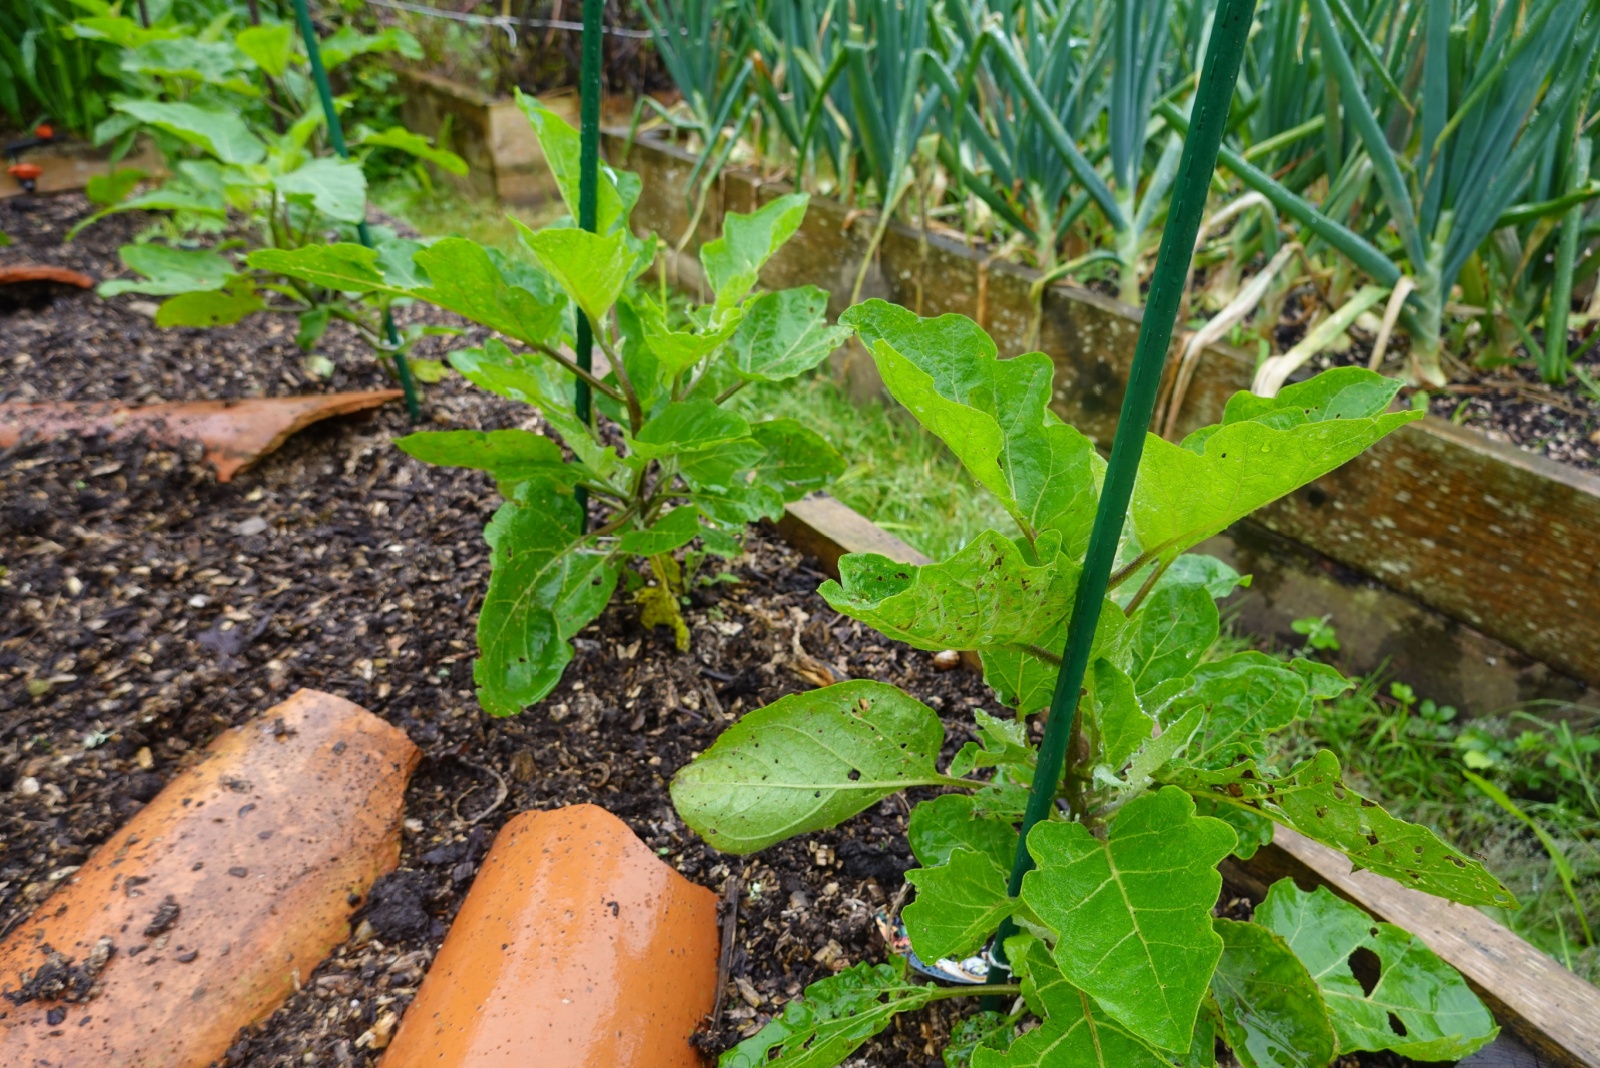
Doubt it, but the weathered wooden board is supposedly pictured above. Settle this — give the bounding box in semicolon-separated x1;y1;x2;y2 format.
0;137;165;198
1225;826;1600;1068
616;129;1600;695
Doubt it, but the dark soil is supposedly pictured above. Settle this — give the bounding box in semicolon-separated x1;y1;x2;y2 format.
1;192;1503;1068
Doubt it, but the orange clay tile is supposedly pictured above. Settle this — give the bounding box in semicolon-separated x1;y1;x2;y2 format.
0;390;403;480
0;264;95;288
0;688;419;1067
380;804;721;1068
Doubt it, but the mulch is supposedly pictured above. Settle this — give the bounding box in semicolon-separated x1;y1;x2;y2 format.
0;191;1479;1068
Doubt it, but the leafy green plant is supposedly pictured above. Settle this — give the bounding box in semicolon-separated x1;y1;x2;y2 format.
0;0;121;135
67;6;457;379
267;99;847;715
672;306;1514;1066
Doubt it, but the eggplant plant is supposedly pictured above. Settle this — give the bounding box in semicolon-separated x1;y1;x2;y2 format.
68;7;461;379
672;303;1513;1067
264;99;847;716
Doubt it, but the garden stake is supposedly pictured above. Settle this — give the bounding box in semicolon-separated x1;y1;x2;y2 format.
290;0;420;422
572;0;604;526
987;0;1262;984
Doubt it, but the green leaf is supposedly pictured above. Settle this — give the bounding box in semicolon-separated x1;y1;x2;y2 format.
978;604;1125;717
154;283;263;327
474;482;619;716
1132;373;1421;565
408;358;448;383
1210;918;1337;1068
1126;584;1218;698
514;90;634;235
700;192;809;308
671;679;949;853
415;239;566;347
1021;786;1236;1051
719;963;936;1068
1193;796;1276;860
1213;367;1405;435
1290;657;1353;700
679;438;783;525
99;243;234;297
1091;658;1153;772
318;25;422;68
630;399;751;461
85;167;145;208
843;300;1102;552
820;531;1076;652
617;505;703;556
907;793;1018;870
1121;703;1205;791
948;709;1037;780
1255;881;1498;1060
274;157;367;223
249;243;400;294
296;306;330;350
522;225;634;324
1184;654;1311;768
359;126;469;176
114;100;266;165
394;429;578;496
943;1011;1016;1068
749;418;845;499
627;297;743;385
121;39;248;85
450;341;612;474
904;848;1013;963
235;23;292;77
977;938;1171;1068
732;286;850;381
1165;752;1515;907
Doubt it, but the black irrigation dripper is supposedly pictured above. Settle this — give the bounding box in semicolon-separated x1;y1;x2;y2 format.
986;0;1265;986
290;0;421;423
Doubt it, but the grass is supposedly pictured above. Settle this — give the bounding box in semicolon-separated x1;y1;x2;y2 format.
378;181;1598;983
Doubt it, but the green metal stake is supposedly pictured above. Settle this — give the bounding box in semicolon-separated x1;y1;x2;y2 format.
289;0;421;422
572;0;604;526
987;0;1262;978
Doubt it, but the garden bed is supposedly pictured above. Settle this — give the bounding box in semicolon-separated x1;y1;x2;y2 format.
605;127;1600;703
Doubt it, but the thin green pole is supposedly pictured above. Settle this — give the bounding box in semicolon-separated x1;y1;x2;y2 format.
289;0;420;422
988;0;1262;976
572;0;603;526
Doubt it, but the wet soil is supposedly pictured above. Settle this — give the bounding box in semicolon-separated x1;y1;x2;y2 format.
2;192;1493;1068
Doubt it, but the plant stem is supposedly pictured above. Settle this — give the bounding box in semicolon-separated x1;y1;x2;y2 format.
924;983;1022;1004
592;328;645;433
714;378;750;405
534;341;625;404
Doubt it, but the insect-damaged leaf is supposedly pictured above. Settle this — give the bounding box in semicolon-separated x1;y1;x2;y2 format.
1164;752;1515;907
1022;787;1236;1051
842;300;1102;553
1255;881;1498;1061
820;530;1076;652
904;848;1013;963
1132;370;1420;565
719;963;937;1068
671;680;948;853
474;482;619;717
732;285;850;381
1210;918;1337;1068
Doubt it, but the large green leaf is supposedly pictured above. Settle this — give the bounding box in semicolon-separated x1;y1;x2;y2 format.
679;438;783;525
514;91;634;235
908;793;1018;870
630;399;751;461
904;848;1013;963
671;680;950;853
1132;371;1421;564
100;243;233;297
274;157;367;223
154;283;263;327
979;604;1126;717
719;963;936;1068
522;226;635;325
394;429;580;496
1210;919;1337;1068
749;418;845;499
1125;584;1218;697
121;38;248;84
248;243;408;295
415;239;566;347
732;286;850;381
1183;653;1312;769
1164;752;1515;907
114;100;265;164
617;505;703;556
1021;786;1236;1051
358;126;468;176
843;300;1103;553
700;192;809;308
821;531;1076;652
235;23;292;77
1255;882;1498;1060
449;341;613;474
474;482;619;717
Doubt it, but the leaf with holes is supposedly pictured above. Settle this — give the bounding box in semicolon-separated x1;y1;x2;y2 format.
719;963;937;1068
1255;881;1498;1060
671;680;951;853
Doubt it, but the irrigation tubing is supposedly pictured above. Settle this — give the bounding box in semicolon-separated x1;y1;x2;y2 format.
571;0;604;528
987;0;1263;981
290;0;421;422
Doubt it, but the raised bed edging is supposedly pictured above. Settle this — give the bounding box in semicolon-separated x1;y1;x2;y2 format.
613;129;1600;698
772;492;1600;1068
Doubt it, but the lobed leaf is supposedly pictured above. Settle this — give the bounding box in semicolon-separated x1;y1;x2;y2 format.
719;963;936;1068
701;192;810;309
1021;786;1236;1051
1183;653;1313;769
671;680;950;853
904;848;1014;963
1255;882;1498;1060
907;793;1018;870
748;418;846;499
417;238;566;347
732;285;850;381
1210;918;1337;1068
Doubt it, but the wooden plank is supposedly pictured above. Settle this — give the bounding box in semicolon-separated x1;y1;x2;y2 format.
1224;826;1600;1068
775;493;931;579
